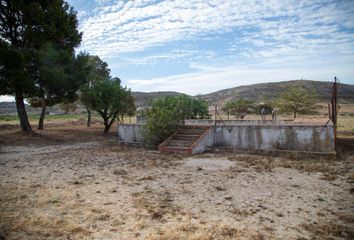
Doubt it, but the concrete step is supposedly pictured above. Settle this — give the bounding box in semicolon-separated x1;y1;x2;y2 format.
177;129;206;135
159;146;192;154
172;134;200;141
167;140;194;147
159;125;211;154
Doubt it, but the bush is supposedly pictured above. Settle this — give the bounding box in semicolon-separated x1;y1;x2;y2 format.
144;95;209;147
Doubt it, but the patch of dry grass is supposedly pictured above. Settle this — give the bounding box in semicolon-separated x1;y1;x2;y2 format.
132;189;180;221
2;214;90;239
146;221;243;240
301;221;354;240
144;218;273;240
227;154;351;182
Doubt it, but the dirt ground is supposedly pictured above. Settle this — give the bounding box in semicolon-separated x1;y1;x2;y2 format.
0;122;354;240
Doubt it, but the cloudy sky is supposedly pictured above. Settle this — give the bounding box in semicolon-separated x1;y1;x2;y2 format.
1;0;354;101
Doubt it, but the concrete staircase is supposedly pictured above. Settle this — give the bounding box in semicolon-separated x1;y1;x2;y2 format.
159;126;211;154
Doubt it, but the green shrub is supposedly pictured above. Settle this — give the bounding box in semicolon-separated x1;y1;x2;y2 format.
143;95;209;147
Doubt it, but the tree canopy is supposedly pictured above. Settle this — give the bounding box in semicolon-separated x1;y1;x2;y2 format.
144;95;210;147
222;98;254;119
79;55;111;127
277;86;318;118
81;77;134;133
0;0;82;132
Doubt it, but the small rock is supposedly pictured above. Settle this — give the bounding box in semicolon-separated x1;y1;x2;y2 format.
113;169;128;175
215;186;226;191
224;196;232;200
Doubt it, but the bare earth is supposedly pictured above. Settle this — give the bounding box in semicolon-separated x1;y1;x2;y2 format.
0;122;354;240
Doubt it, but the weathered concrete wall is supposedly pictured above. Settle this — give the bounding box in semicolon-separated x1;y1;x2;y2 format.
192;128;214;154
211;125;334;152
118;124;145;143
185;119;274;125
118;124;335;153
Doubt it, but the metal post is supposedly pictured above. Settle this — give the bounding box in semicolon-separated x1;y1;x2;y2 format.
214;105;217;126
333;77;338;151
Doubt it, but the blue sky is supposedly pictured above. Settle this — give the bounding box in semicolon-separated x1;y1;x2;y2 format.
1;0;354;101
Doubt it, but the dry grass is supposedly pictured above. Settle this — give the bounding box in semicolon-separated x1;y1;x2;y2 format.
132;189;180;221
1;122;353;239
300;221;354;240
1;213;90;239
227;154;352;182
146;220;245;240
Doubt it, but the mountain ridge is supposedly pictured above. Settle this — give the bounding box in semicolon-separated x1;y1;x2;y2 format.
133;80;354;107
1;80;353;114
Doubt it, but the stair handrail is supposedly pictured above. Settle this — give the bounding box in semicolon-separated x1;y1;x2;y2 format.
214;105;226;126
214;105;232;132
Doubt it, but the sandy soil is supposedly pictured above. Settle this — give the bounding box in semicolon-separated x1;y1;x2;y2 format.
0;123;354;240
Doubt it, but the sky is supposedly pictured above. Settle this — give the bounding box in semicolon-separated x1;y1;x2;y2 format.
1;0;354;101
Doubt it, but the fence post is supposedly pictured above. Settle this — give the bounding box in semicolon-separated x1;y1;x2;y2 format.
214;105;217;126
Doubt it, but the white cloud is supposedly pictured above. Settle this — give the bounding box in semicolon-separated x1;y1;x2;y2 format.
127;61;354;95
71;0;354;94
76;0;354;63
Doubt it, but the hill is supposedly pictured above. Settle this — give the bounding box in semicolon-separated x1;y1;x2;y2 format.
199;80;354;105
131;91;184;109
1;80;353;114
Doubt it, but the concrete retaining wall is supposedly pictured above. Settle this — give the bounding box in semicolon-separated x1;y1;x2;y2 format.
192;128;214;154
118;124;145;143
211;125;334;152
118;124;335;153
185;119;274;125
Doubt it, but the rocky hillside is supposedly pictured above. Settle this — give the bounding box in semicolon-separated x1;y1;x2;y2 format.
131;91;184;109
199;80;354;105
1;80;353;114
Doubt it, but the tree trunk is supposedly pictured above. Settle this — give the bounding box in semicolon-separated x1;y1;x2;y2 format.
103;115;117;134
104;125;110;134
15;92;33;133
103;118;110;134
294;111;297;118
87;108;91;127
38;98;46;130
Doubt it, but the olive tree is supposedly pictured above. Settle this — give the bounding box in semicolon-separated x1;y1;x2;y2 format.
222;98;254;119
277;86;318;118
79;55;110;127
81;77;133;133
144;95;209;147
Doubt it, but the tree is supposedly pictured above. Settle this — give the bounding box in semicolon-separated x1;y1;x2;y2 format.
222;98;253;119
0;0;81;132
188;96;210;119
144;95;209;147
59;101;77;113
124;95;136;124
28;45;85;129
81;77;132;133
277;86;318;118
254;102;273;115
80;55;110;127
0;42;33;131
